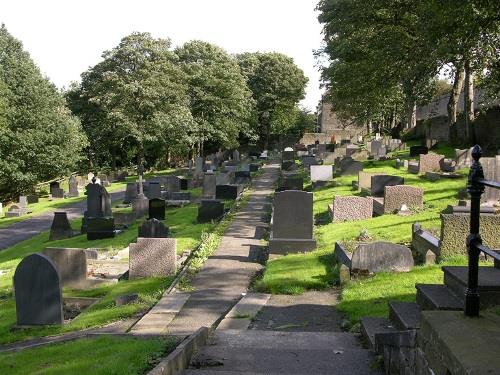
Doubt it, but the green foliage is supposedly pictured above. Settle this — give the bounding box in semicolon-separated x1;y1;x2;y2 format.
0;336;178;374
0;25;87;200
175;40;254;150
237;52;308;148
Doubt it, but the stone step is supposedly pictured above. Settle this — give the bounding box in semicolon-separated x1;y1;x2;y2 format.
360;316;396;352
184;371;311;375
187;346;381;374
443;266;500;309
217;293;270;330
209;330;361;351
388;301;421;331
415;284;463;311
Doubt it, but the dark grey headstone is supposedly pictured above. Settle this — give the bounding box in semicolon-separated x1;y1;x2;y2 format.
27;195;39;204
166;176;181;192
339;157;364;176
170;192;191;201
124;182;139;204
68;176;79;197
138;218;169;238
132;194;149;218
14;253;63;326
282;150;295;160
86;181;112;217
351;242;414;273
49;212;74;241
87;217;115;240
197;199;225;223
49;181;62;198
149;198;166;220
301;156;319;168
179;177;190;190
216;184;242;200
235;171;251;184
276;176;304;191
281;160;297;171
409;145;428;157
203;173;217;198
370;175;404;197
146;182;162;199
41;247;87;287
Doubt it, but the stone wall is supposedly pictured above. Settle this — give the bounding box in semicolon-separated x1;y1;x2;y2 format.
440;213;500;257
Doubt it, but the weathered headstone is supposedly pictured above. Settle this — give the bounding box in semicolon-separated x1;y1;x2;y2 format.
138;218;169;238
132;195;149;218
370;140;382;155
329;196;373;222
418;153;444;174
149;198;166;220
166;176;181;192
14;253;63;326
27;195;39;204
5;204;29;217
197;199;225;223
482;156;500;204
276;175;303;191
338;157;363;176
378;185;424;214
301;155;319;168
232;149;240;162
87;218;115;240
269;191;316;254
409;145;428;157
124;182;139;204
370;175;405;197
49;212;74;241
203;172;217;198
179;177;190;190
50;182;64;199
41;247;87;287
68;176;79;197
169;192;191;201
146;181;162;199
282;150;295;161
195;157;205;175
281;160;297;171
129;238;176;279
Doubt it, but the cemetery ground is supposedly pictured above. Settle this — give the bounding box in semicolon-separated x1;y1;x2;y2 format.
0;180;238;348
255;145;476;325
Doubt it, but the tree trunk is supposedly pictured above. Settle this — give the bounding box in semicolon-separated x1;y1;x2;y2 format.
366;120;372;134
447;64;465;127
406;101;416;129
111;148;117;171
137;144;145;195
464;60;476;145
264;122;270;150
391;109;396;129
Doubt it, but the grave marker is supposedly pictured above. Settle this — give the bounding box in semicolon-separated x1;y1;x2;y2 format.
197;199;224;223
329;196;373;222
41;247;87;287
129;238;176;279
138;218;169;238
149;198;166;220
49;212;74;241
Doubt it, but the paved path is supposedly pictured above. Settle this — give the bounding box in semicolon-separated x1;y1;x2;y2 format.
0;190;125;250
166;163;279;336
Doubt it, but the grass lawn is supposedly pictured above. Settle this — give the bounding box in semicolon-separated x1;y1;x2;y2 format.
0;336;178;375
258;144;472;319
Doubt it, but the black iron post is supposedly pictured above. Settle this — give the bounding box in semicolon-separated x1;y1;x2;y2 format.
465;145;485;317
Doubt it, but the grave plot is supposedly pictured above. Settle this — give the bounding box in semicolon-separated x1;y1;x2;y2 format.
372;185;424;215
328;196;373;222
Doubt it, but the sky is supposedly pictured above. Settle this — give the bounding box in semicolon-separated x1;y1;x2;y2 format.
0;0;325;111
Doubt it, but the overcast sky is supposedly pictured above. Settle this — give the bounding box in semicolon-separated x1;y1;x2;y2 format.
1;0;324;111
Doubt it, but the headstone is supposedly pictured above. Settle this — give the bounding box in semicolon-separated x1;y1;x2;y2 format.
132;194;149;218
481;156;500;204
426;138;438;149
382;185;424;214
269;191;316;254
27;195;39;204
370;175;405;197
129;238;176;279
19;196;28;208
87;217;115;240
138;218;169;238
232;149;240;162
216;184;242;200
409;145;428;157
301;155;319;168
282;150;295;161
49;212;74;241
68;176;79;197
250;164;259;172
276;175;303;191
146;181;162;199
14;253;63;326
149;198;166;220
455;148;472;169
235;171;251;185
203;172;217;198
408;161;419;174
179;177;190;190
338;157;363;176
195;157;205;175
169;192;191;201
329;196;373;222
87;172;94;183
418;153;444;174
166;176;181;192
5;204;29;217
370;140;382;155
197;199;225;223
124;182;139;204
0;202;2;215
50;182;64;199
310;165;333;182
281;160;297;171
41;247;87;287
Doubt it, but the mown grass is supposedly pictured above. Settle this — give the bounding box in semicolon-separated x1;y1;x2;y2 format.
258;145;471;320
0;336;178;375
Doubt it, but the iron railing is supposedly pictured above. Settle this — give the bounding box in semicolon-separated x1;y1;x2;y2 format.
465;145;500;317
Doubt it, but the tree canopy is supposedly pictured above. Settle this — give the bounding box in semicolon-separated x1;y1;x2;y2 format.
0;25;87;199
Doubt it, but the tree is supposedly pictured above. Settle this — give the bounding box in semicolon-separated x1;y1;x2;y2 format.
68;32;194;171
237;52;308;149
0;25;87;200
175;40;254;154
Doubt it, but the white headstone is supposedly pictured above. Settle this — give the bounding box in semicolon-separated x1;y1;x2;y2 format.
310;165;333;182
375;133;381;140
0;202;3;215
284;147;294;152
87;172;94;182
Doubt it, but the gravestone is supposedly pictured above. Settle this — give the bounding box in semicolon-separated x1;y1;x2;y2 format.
179;177;190;190
169;192;191;201
87;218;115;240
358;171;384;191
124;182;139;204
138;218;169;238
18;196;28;208
346;144;359;157
50;182;64;199
195;157;205;175
418;153;444;174
216;184;242;200
49;212;74;241
282;150;295;161
129;238;176;279
235;171;251;185
329;196;373;222
338;157;363;176
455;148;472;169
301;155;319;168
6;204;29;217
381;185;424;214
370;140;382;155
166;176;181;192
41;247;87;287
197;199;225;223
68;176;79;197
146;181;162;199
276;175;303;191
232;149;240;162
203;172;217;198
481;156;500;204
310;165;333;182
250;163;259;172
370;175;405;197
409;145;428;157
14;253;63;326
27;195;39;204
132;195;149;218
149;198;166;220
269;191;316;254
87;172;94;183
86;180;112;217
281;160;297;171
216;172;234;185
408;161;419;174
